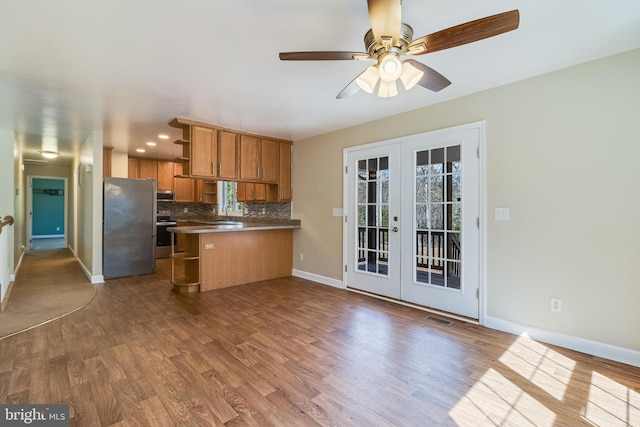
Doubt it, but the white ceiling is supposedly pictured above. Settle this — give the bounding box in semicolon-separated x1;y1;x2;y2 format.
2;0;640;165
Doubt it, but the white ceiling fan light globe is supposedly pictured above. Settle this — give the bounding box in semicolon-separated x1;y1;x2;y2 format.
355;65;380;93
400;61;425;90
378;54;402;82
377;80;398;98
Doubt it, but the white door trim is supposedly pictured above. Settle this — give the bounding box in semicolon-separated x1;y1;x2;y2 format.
342;121;486;325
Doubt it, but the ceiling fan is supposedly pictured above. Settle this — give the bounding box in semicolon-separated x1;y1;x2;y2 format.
279;0;520;99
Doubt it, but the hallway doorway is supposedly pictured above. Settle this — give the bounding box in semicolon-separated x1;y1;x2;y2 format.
27;176;68;251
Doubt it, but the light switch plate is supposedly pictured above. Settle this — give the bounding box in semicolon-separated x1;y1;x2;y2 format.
332;208;343;217
495;207;510;221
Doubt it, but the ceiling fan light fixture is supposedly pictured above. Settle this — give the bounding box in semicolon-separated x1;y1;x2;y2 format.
377;80;398;98
39;150;59;159
355;65;380;93
378;54;402;82
400;61;424;90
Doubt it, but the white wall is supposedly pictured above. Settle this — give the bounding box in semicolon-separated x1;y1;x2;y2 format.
292;48;640;359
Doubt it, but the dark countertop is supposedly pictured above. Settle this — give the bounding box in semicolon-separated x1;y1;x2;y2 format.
168;217;301;234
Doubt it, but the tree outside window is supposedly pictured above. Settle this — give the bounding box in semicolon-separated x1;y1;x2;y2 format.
218;181;243;216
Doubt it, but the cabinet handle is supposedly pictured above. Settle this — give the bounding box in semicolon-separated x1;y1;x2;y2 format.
212;162;215;174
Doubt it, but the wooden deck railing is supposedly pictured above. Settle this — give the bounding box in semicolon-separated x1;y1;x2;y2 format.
358;227;461;277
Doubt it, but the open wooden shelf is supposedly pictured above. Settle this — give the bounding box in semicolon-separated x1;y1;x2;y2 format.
170;233;200;293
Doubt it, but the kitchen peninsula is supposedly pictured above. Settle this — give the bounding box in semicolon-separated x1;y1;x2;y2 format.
168;220;300;294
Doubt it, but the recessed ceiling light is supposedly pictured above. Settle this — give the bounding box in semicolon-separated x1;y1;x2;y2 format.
39;150;59;159
136;148;146;153
146;141;157;146
158;134;169;139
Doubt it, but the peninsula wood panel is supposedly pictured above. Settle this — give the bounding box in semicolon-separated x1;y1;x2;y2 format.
199;229;293;291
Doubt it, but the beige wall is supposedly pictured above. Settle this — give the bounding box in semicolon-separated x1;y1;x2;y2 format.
12;137;24;276
74;131;103;280
292;48;640;352
1;130;14;300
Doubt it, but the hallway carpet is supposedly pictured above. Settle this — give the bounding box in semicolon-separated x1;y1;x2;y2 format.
0;248;96;339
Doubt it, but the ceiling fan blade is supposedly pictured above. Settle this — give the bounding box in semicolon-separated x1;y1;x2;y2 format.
404;59;451;92
336;73;363;99
279;51;368;61
408;10;520;55
367;0;402;45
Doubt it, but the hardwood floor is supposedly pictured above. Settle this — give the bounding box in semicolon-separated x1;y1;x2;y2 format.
1;259;639;426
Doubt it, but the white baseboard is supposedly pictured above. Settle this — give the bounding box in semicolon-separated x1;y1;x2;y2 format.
10;248;25;282
485;315;640;368
292;269;344;289
76;256;104;284
91;275;105;284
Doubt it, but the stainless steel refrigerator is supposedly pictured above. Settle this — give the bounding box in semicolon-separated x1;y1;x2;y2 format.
103;177;157;279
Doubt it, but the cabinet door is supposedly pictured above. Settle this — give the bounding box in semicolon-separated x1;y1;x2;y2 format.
278;143;292;201
174;162;195;202
139;159;158;180
103;147;113;178
128;158;139;178
236;182;247;202
260;139;279;184
254;183;266;201
157;161;174;191
191;126;217;177
239;135;260;180
218;131;239;179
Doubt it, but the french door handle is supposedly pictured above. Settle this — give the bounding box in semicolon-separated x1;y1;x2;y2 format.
392;227;399;232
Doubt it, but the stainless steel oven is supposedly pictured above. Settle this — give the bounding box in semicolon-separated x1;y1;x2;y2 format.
156;210;176;259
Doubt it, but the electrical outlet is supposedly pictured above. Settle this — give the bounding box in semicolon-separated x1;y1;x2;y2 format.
56;226;60;231
261;207;266;215
495;207;510;221
299;253;303;261
204;243;214;249
550;297;562;313
183;207;188;213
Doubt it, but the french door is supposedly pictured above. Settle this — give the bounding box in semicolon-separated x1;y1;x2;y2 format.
345;123;481;319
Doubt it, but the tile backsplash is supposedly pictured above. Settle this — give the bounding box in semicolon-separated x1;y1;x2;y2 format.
158;201;291;220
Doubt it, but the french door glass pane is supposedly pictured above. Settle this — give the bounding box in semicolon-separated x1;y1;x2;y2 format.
415;145;463;289
356;156;390;276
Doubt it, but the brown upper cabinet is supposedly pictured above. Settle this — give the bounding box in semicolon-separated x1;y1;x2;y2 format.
239;135;260;181
173;162;196;202
103;147;113;178
139;159;158;180
169;118;291;199
157;161;174;191
218;130;239;180
278;142;292;201
260;139;279;184
128;158;139;178
190;126;217;177
240;136;279;184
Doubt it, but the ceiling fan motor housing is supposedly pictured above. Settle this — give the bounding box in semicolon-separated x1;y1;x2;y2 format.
364;23;414;59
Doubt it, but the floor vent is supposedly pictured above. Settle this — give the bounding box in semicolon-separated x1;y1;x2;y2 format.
426;315;453;326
